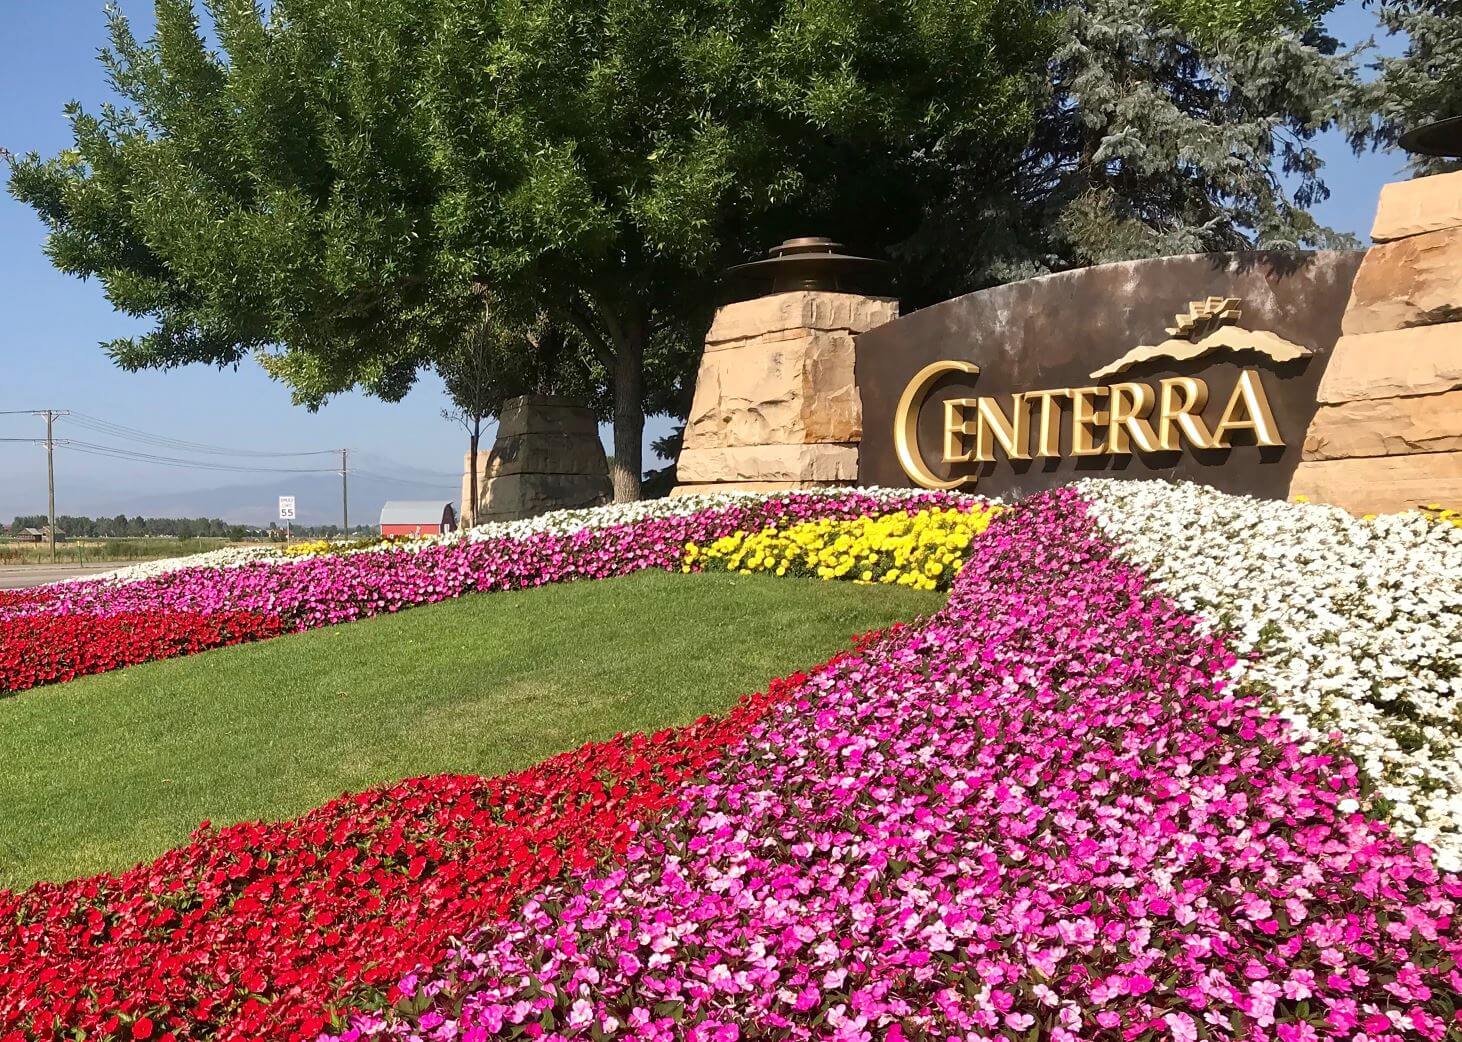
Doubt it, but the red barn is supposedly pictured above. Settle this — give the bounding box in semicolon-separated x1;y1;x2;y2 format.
379;500;457;538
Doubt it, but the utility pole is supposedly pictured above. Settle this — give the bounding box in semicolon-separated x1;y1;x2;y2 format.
340;448;349;534
37;410;68;564
45;411;56;564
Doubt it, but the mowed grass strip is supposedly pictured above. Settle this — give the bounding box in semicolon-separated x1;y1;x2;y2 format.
0;570;940;888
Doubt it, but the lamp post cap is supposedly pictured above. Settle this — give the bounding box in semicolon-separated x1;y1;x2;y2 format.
724;235;890;299
1398;115;1462;159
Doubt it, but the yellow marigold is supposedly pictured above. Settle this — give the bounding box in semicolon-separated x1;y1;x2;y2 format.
1421;504;1462;529
281;539;334;558
682;504;1000;591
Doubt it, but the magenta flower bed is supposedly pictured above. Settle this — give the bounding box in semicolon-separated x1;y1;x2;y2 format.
332;490;1462;1042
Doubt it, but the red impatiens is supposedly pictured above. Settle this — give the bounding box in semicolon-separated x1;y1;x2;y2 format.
0;610;286;693
0;658;836;1042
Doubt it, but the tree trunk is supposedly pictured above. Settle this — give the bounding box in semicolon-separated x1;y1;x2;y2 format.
609;322;644;502
467;421;481;526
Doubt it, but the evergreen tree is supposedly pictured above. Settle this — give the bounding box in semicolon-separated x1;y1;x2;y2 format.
1370;0;1462;174
899;0;1366;299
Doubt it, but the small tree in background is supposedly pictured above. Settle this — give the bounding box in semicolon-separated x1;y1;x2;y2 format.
438;298;593;524
438;313;503;529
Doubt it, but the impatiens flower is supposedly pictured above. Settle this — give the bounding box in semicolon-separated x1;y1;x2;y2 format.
6;481;1457;1041
325;490;1462;1042
1166;1011;1198;1041
0;653;832;1040
1081;479;1462;868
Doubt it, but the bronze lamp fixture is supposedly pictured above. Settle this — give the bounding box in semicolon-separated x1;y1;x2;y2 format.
1398;114;1462;159
724;237;891;301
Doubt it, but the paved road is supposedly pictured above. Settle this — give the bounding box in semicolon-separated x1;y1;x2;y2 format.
0;562;126;590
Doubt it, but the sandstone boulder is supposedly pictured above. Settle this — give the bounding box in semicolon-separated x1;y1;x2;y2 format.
464;396;611;522
475;472;612;523
1302;390;1462;460
676;290;898;493
1344;227;1462;335
495;395;602;435
479;431;610;478
682;331;861;450
677;444;859;484
1317;323;1462;404
705;292;898;348
1289;451;1462;515
1371;170;1462;243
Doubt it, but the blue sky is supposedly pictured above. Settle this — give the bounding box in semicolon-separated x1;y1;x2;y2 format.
0;0;1409;519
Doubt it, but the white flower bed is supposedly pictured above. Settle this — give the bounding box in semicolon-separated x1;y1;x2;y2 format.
68;488;980;588
1080;479;1462;870
75;543;283;584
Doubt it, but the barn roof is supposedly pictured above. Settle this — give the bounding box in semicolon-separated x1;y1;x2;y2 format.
379;500;455;525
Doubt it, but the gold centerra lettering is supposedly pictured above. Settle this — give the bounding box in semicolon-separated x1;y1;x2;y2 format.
1210;369;1283;447
1155;377;1214;450
1023;388;1070;457
893;360;980;490
942;398;979;463
1106;382;1160;454
974;395;1031;462
1068;387;1109;456
892;363;1286;490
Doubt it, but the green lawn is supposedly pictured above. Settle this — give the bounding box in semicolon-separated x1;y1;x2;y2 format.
0;570;940;888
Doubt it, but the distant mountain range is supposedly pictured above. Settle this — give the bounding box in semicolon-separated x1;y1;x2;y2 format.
35;471;462;527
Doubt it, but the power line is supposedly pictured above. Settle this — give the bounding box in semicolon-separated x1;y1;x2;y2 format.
61;441;342;474
5;407;460;535
351;468;460;490
62;412;351;530
64;411;341;458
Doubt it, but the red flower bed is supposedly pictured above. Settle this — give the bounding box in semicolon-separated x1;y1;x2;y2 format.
0;655;841;1042
0;611;287;694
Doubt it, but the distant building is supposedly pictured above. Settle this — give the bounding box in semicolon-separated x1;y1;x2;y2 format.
14;527;65;543
379;501;457;538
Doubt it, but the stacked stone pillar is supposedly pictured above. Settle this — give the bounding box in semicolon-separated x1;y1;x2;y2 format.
673;291;898;496
463;395;612;523
1293;171;1462;513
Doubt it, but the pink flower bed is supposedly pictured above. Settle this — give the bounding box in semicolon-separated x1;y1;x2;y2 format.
332;490;1462;1042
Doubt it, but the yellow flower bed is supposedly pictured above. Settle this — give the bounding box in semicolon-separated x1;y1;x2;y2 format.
281;535;416;558
281;539;336;558
682;505;1001;591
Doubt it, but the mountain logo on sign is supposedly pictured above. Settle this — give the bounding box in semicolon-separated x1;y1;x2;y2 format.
1089;297;1314;380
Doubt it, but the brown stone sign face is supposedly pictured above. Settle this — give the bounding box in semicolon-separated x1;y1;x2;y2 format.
856;251;1363;499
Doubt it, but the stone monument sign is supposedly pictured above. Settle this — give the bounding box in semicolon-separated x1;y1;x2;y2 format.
856;252;1362;501
672;153;1462;513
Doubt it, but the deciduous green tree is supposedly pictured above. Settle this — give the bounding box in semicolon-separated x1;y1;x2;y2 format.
8;0;1049;500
